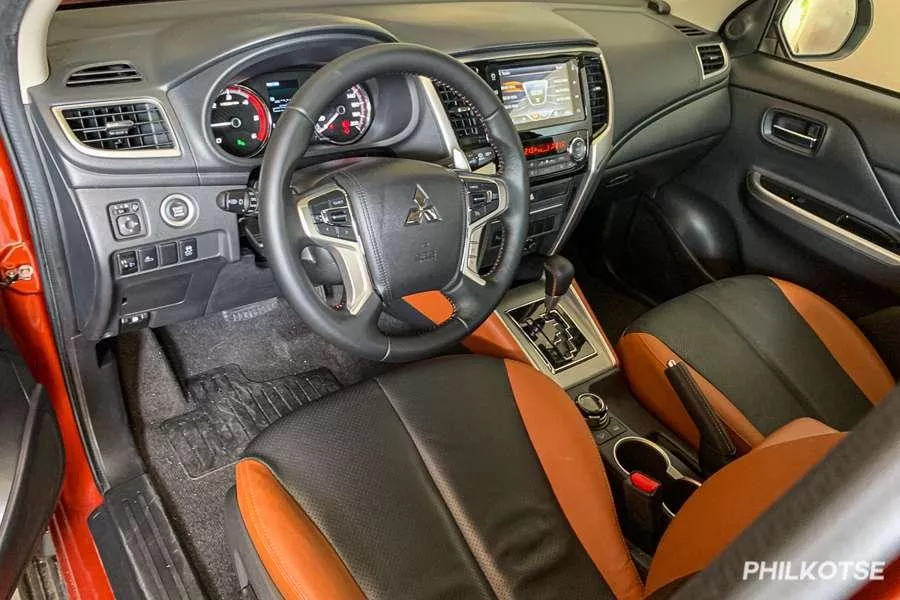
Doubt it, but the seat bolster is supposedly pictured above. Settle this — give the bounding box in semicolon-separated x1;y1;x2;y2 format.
770;278;894;404
757;417;840;450
234;459;365;600
504;359;643;600
617;332;764;452
644;431;846;597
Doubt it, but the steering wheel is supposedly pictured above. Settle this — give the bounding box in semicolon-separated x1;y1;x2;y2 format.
259;43;528;362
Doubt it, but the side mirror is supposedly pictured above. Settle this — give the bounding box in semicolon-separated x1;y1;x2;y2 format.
778;0;873;60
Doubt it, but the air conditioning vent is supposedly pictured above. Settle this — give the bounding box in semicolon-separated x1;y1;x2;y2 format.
674;24;707;37
432;80;489;151
697;44;728;77
65;62;142;87
583;55;610;136
55;100;178;156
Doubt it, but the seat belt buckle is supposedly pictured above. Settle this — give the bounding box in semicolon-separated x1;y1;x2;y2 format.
622;470;665;551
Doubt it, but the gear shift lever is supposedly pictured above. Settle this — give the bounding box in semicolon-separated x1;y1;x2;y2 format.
542;255;575;313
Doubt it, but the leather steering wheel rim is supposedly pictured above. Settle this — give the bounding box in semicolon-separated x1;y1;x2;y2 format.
259;43;528;362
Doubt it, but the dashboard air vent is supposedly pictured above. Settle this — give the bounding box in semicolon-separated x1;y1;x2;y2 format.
697;44;727;77
66;62;142;87
583;55;610;136
674;24;707;37
56;101;178;155
432;81;489;151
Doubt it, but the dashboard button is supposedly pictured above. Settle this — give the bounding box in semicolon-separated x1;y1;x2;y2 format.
138;246;159;271
179;238;198;261
568;137;588;162
159;242;178;266
161;194;197;228
115;251;139;276
115;213;143;238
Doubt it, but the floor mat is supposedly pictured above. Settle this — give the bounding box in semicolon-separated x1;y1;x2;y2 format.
159;365;341;478
118;300;390;600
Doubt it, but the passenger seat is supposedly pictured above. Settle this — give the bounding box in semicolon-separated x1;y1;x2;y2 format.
618;275;895;452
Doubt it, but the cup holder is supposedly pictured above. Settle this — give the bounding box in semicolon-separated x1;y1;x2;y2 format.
661;477;701;518
613;437;676;482
613;436;700;519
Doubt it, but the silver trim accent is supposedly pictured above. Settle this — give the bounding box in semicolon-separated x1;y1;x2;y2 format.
419;77;470;170
51;98;182;159
549;49;615;255
294;184;374;315
696;42;730;81
662;479;702;520
771;124;819;145
159;193;197;228
506;301;599;374
748;172;900;268
458;44;600;63
18;0;57;103
459;173;509;284
491;281;617;389
418;46;615;256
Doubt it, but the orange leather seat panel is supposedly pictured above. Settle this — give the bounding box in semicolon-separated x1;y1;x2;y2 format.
618;332;764;452
235;460;365;600
770;278;894;404
505;359;643;600
645;431;846;596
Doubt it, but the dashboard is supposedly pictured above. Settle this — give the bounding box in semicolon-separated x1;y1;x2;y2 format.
33;0;733;340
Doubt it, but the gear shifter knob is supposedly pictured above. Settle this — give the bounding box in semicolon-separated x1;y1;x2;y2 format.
542;255;575;313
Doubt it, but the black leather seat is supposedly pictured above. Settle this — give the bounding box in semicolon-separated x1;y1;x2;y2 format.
226;355;644;600
618;275;895;451
224;354;847;599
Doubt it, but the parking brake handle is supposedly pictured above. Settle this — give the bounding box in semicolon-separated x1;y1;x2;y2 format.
664;360;736;476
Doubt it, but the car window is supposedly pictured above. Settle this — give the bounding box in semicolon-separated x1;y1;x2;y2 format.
764;0;898;94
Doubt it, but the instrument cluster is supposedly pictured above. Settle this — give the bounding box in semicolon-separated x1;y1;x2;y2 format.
209;68;373;158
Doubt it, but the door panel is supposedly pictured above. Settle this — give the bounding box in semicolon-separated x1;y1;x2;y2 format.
668;53;900;312
0;330;64;598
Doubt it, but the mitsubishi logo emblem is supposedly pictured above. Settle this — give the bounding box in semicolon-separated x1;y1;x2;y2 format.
404;185;442;226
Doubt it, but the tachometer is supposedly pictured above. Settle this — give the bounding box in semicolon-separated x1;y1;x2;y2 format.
314;84;372;145
210;85;271;158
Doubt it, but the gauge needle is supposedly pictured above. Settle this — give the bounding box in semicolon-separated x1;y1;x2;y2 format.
316;110;341;133
210;122;234;128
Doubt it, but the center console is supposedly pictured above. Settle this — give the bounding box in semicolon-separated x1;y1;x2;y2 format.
433;48;611;269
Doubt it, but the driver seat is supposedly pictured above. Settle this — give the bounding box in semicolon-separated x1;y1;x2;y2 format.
224;355;839;599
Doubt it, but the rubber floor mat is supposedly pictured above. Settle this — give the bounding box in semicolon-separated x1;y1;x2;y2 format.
159;365;340;478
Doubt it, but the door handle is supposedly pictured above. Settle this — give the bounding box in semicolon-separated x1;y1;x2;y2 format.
762;110;827;155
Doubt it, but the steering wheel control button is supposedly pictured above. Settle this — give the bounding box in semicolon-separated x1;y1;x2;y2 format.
310;192;356;241
160;194;197;228
108;200;146;240
158;242;178;266
179;238;198;261
138;246;159;271
463;180;501;224
115;250;139;276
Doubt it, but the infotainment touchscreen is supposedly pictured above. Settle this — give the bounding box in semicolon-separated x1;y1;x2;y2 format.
497;60;583;128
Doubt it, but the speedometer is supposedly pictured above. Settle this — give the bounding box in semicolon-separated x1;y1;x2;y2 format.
210;85;271;158
314;84;372;145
